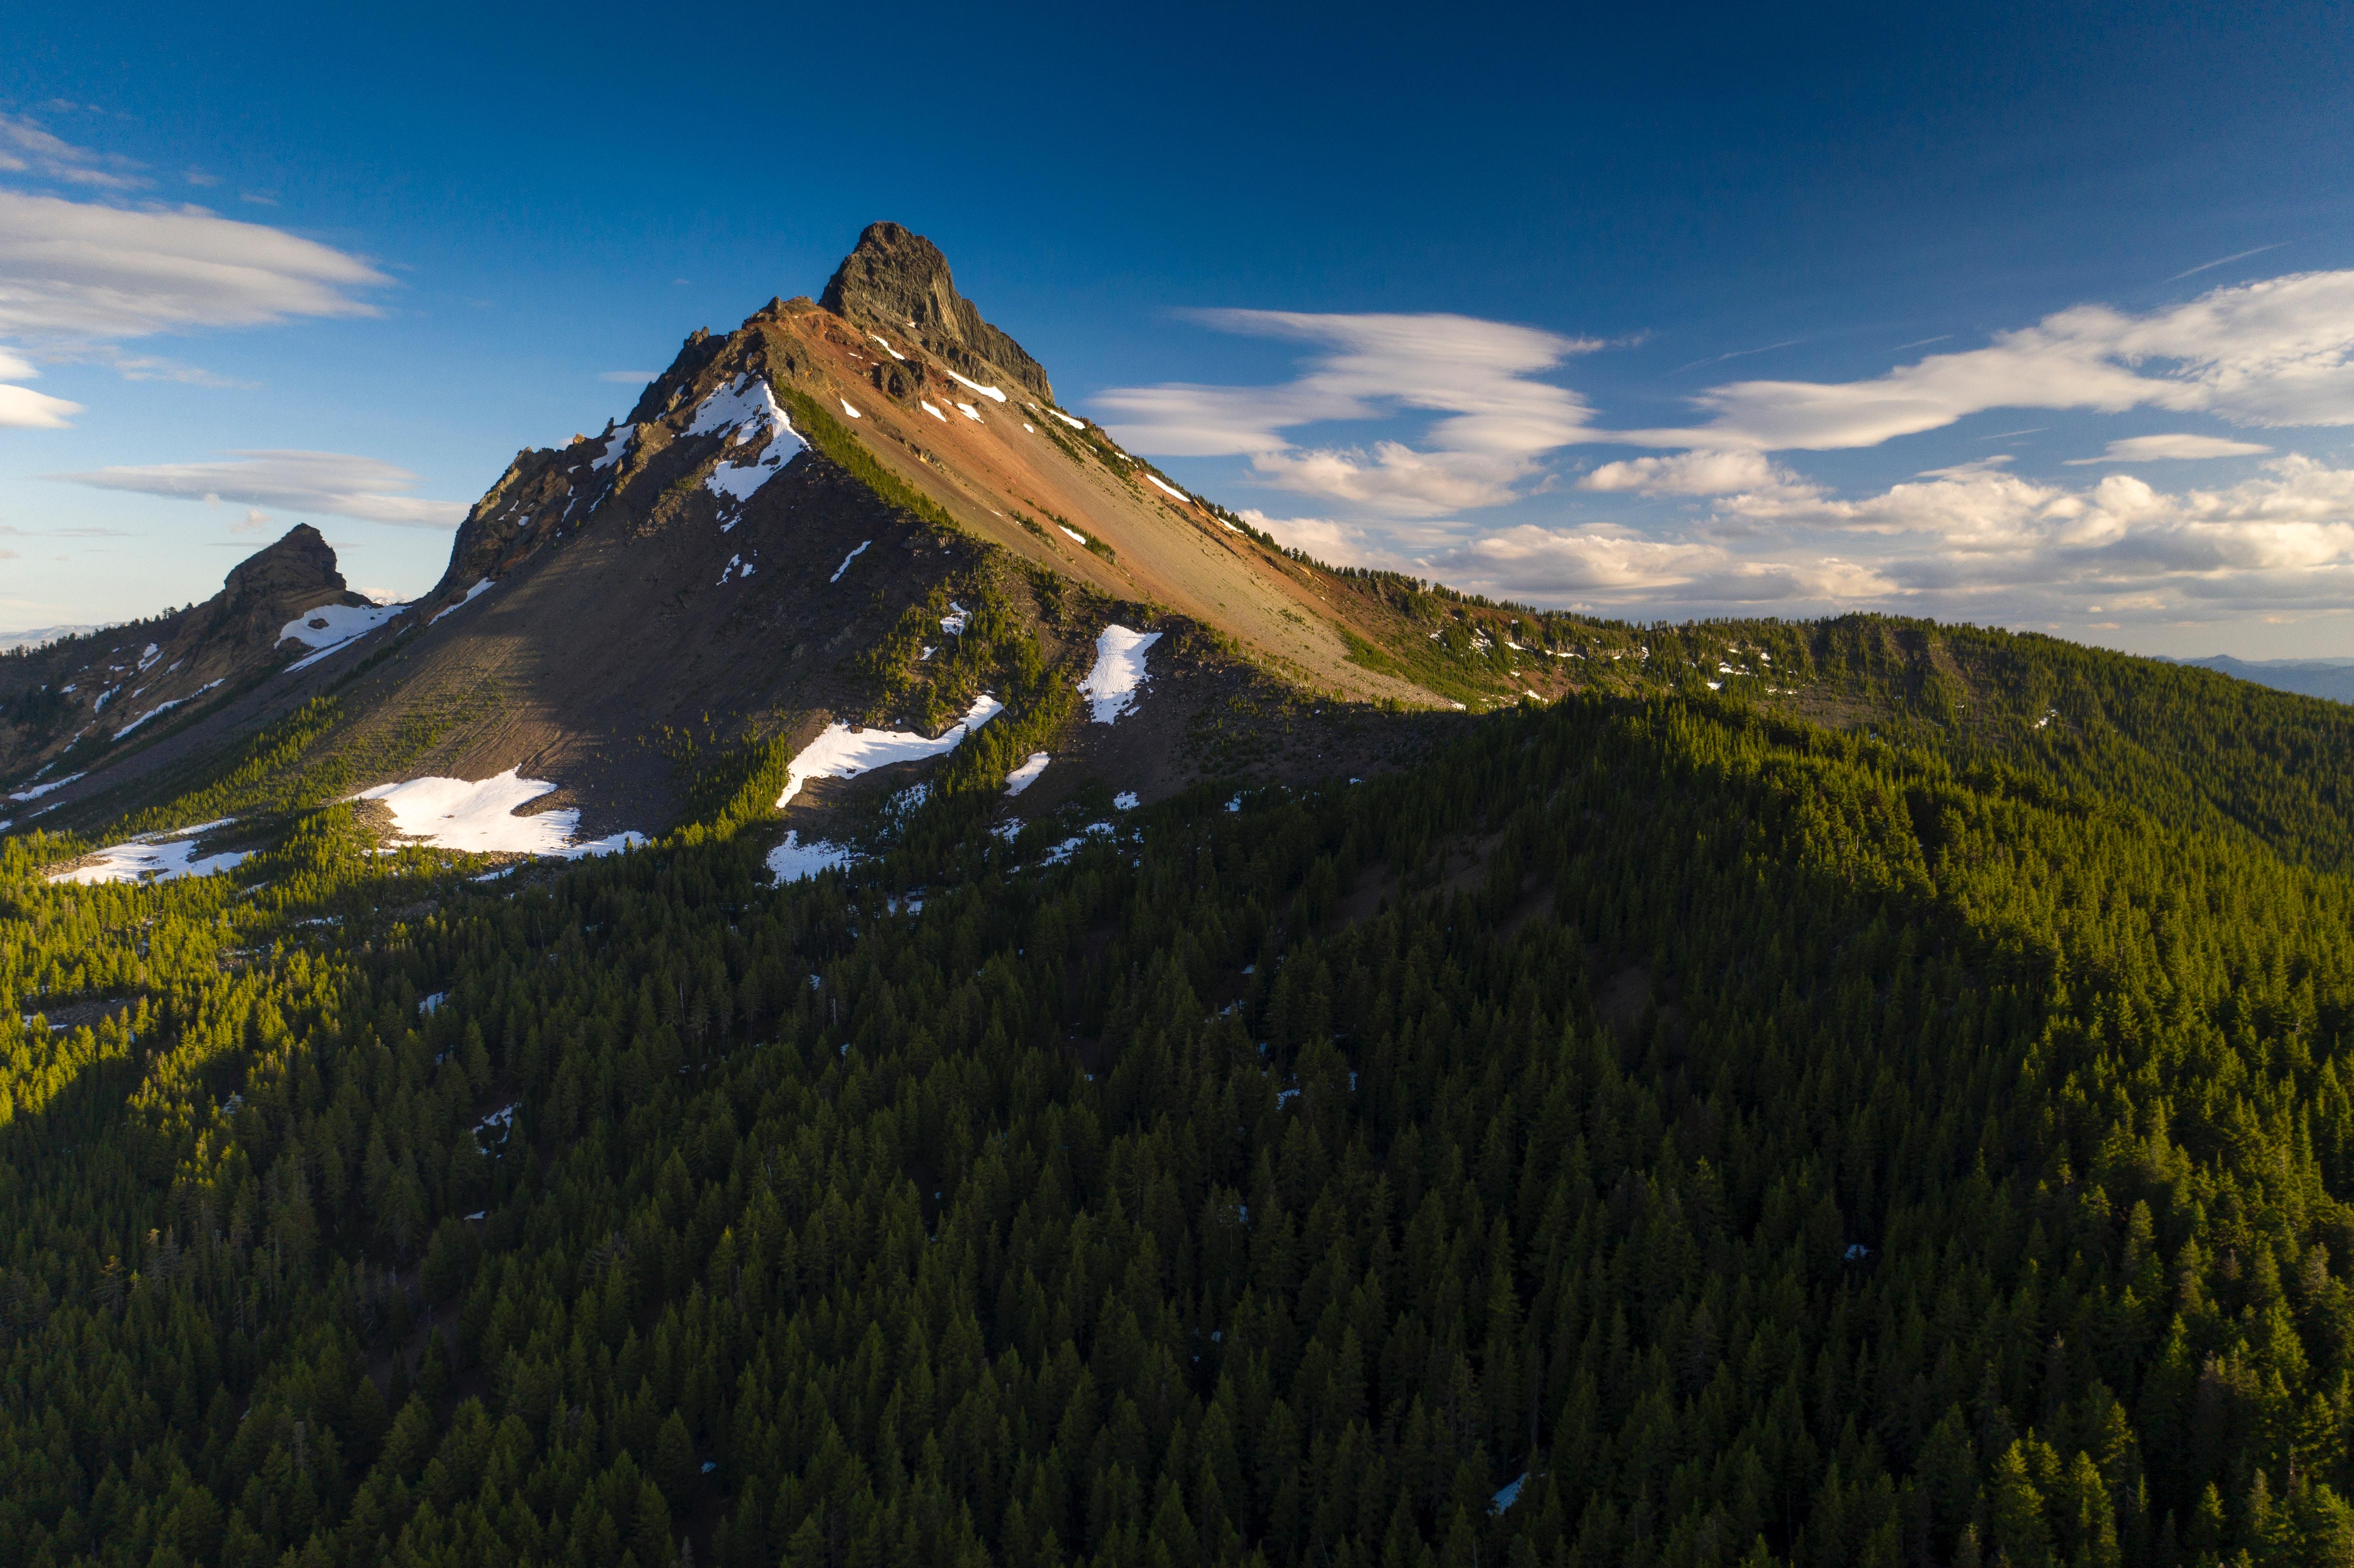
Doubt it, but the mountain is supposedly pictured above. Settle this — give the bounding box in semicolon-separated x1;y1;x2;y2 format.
0;523;394;801
8;226;2354;1568
0;624;106;654
14;220;2354;877
2178;653;2354;705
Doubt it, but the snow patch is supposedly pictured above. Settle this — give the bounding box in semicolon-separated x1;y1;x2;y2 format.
114;694;192;739
355;769;641;859
943;369;1007;403
1045;408;1086;429
830;541;871;583
9;771;85;803
430;577;499;626
697;379;807;507
940;602;968;635
840;398;863;419
1059;525;1088;545
283;600;404;669
774;695;1005;809
956;401;984;422
1077;625;1161;724
591;425;635;471
766;831;856;884
1041;822;1115;866
50;835;247;887
1144;473;1189;503
868;333;906;361
921;401;948;423
1004;752;1049;795
1113;790;1139;811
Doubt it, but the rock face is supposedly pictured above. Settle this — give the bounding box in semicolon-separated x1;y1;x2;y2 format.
821;221;1055;404
209;523;367;647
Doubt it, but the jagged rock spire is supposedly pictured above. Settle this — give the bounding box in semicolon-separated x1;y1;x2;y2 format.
821;221;1054;403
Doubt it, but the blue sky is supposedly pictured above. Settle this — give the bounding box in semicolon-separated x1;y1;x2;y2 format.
4;1;2352;655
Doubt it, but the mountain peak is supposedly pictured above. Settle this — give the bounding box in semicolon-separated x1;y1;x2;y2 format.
821;221;1055;403
222;523;344;606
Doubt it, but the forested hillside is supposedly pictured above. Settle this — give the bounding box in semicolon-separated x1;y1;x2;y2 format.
6;680;2354;1568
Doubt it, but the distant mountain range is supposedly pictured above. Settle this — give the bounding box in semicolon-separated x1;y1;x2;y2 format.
0;623;105;653
2173;653;2354;704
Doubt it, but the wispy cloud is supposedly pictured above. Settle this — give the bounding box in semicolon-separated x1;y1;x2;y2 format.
0;344;81;429
2166;243;2285;283
1099;310;1600;515
1669;339;1802;375
1616;271;2354;451
0;112;144;190
0;190;387;339
2062;433;2273;464
49;451;464;528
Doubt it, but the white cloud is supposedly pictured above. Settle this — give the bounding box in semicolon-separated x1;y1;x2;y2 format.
1429;524;1893;604
1099;310;1599;516
2062;433;2273;464
1694;455;2354;613
0;113;144;191
1622;270;2354;451
0;190;388;339
50;450;464;528
1579;448;1799;497
1233;507;1411;566
0;344;80;428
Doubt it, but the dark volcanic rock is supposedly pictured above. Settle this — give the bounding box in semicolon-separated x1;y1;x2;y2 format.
821;221;1055;404
210;523;369;648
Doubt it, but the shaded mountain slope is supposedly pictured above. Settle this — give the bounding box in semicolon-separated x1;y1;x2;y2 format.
0;525;387;796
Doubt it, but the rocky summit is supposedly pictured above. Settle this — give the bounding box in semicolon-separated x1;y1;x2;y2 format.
821;220;1056;403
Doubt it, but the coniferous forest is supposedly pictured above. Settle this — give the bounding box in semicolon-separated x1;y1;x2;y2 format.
7;681;2354;1568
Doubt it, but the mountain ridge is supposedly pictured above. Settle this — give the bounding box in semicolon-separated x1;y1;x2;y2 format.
9;223;2354;886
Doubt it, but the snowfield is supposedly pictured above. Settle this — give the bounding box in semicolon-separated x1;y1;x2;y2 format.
49;828;247;886
1045;408;1086;429
283;600;404;669
1078;625;1161;723
692;378;807;507
1144;473;1189;503
1003;752;1050;795
766;831;856;884
354;769;642;859
775;695;1005;809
